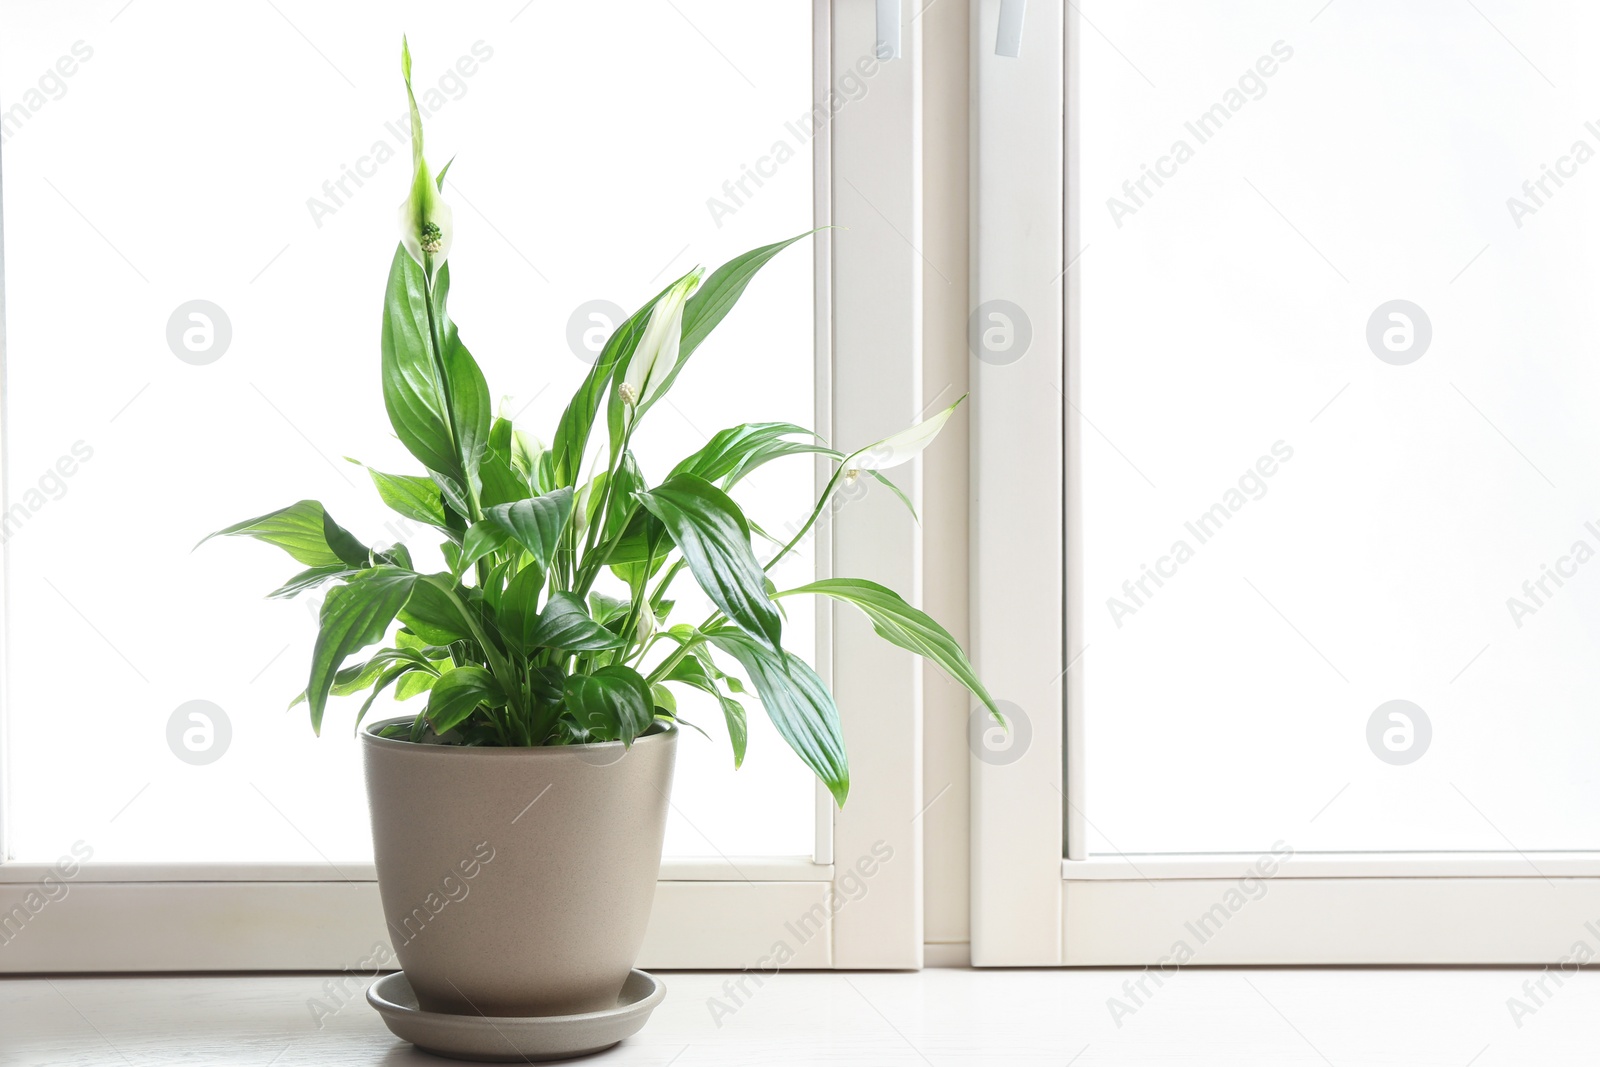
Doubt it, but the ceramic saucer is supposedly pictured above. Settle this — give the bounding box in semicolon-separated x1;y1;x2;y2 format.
366;969;665;1062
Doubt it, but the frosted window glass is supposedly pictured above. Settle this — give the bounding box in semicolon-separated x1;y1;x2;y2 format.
1079;2;1600;853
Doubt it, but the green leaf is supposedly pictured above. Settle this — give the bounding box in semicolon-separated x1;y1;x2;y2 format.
382;247;462;487
666;654;748;768
395;669;439;700
434;265;493;497
497;563;547;651
307;568;418;734
459;522;510;573
426;666;504;733
779;577;999;721
483;488;573;571
399;574;476;645
363;466;449;529
380;250;491;507
200;500;370;568
526;592;625;652
563;665;654;745
707;629;846;804
635;233;815;420
480;417;531;507
550;233;812;487
479;448;530;508
670;422;817;484
637;474;783;652
354;663;430;732
588;591;632;624
328;648;431;699
267;564;353;600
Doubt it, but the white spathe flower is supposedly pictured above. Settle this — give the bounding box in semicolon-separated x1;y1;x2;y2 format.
397;37;453;271
622;269;703;409
850;395;967;471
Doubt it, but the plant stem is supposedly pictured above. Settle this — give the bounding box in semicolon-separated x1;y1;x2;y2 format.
762;463;848;575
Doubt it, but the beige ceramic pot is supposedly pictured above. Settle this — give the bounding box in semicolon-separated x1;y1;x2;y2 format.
361;719;677;1017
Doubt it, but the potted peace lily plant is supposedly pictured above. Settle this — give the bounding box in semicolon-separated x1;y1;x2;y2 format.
205;39;997;1044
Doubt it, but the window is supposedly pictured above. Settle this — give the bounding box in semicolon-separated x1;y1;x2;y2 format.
2;0;927;971
971;0;1600;965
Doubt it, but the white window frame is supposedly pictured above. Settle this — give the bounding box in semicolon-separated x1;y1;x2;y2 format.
0;0;930;972
968;0;1600;966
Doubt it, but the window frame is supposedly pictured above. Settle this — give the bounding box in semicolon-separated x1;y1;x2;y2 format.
0;0;930;972
967;0;1600;967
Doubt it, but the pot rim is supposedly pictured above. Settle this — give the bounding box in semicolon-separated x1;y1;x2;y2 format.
360;715;678;756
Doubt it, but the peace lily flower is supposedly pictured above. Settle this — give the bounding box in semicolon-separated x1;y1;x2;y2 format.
621;269;703;411
398;37;453;273
851;395;966;471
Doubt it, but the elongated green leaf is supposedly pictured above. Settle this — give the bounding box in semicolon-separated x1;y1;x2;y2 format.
289;645;436;711
496;563;546;651
724;440;834;489
635;233;815;420
526;591;625;652
382;247;460;484
200;500;369;568
780;577;999;720
380;251;491;508
307;567;418;734
363;466;448;528
267;564;352;600
563;665;653;745
481;417;535;506
354;662;438;731
667;654;748;767
483;488;573;571
436;267;492;497
426;666;504;733
707;629;846;804
670;422;816;484
637;475;782;652
553;234;812;486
